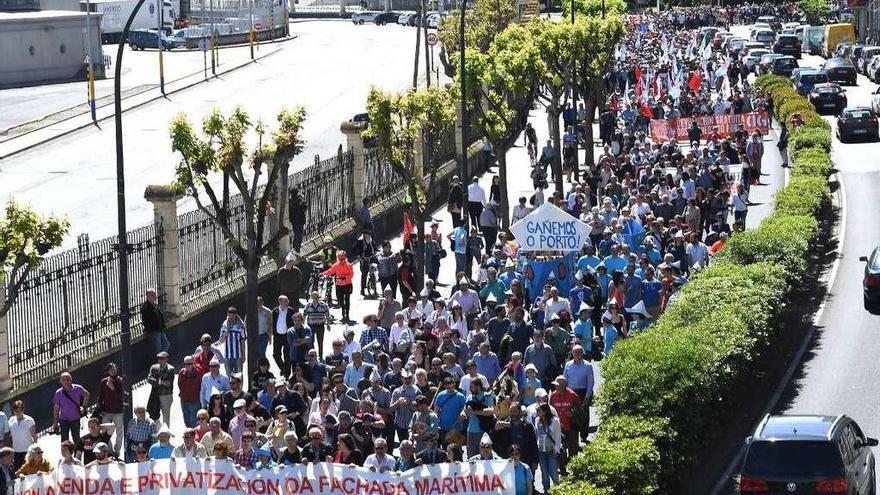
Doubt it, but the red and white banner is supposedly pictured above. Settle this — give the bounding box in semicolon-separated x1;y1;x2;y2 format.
15;460;515;495
649;111;770;142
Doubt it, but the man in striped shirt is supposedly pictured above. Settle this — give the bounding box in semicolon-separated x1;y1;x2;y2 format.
219;307;247;376
303;292;330;358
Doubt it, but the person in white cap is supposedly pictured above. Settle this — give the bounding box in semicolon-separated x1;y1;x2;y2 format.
199;358;230;408
149;426;174;459
147;351;175;428
468;433;500;461
228;398;256;450
625;300;653;332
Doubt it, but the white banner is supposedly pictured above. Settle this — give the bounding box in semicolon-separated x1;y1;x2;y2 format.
509;202;590;252
16;459;515;495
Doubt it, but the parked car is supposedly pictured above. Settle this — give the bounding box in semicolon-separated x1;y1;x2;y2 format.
771;55;798;77
773;34;801;58
751;28;775;46
351;11;380;24
867;55;880;82
793;69;828;96
857;46;880;74
169;28;188;48
128;29;176;50
744;48;770;72
834;42;855;59
809;83;847;115
756;15;780;31
861;246;880;309
397;12;415;25
837;106;879;143
425;12;441;28
374;11;400;24
738;414;877;495
712;31;731;50
758;53;784;75
823;58;858;85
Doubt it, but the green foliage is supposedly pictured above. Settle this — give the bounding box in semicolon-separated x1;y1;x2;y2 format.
563;0;627;18
365;85;458;211
799;0;831;25
775;176;831;217
569;435;660;495
778;98;816;124
792;146;834;177
715;214;818;277
550;480;611;495
790;126;832;153
437;0;518;68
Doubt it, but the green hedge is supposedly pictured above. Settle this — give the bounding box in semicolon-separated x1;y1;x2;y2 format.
565;73;833;494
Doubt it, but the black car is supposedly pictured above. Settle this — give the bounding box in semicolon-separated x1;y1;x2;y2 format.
824;58;858;85
739;414;877;495
771;55;798;77
374;11;400;24
810;83;847;115
861;246;880;309
773;34;802;58
794;69;828;96
837;107;880;143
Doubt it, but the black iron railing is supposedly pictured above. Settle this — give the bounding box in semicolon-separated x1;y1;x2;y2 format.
289;148;356;243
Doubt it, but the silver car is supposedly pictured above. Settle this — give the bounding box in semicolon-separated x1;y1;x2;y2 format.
351;11;380;24
744;49;770;72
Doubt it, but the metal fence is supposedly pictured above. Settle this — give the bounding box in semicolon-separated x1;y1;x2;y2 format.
363;148;406;204
290;148;356;243
5;225;163;388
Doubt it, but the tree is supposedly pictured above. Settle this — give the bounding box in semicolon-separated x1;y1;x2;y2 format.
366;85;457;291
170;106;306;378
571;16;625;170
526;19;575;195
563;0;627;18
437;0;518;77
799;0;830;25
465;24;544;227
0;200;69;317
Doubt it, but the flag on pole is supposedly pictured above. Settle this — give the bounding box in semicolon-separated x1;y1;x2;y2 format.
402;211;415;244
621;218;645;250
687;70;702;91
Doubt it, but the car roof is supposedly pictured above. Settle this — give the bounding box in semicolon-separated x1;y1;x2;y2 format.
828;58;855;65
755;415;842;441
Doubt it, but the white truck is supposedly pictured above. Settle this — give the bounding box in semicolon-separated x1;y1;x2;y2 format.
81;0;176;43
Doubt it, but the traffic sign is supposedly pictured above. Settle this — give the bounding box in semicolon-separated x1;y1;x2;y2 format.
427;32;438;46
254;22;263;30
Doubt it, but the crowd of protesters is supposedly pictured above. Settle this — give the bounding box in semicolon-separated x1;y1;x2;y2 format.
2;4;802;495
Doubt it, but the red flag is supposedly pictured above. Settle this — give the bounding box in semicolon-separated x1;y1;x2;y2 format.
635;66;643;86
687;71;702;92
402;211;415;244
640;102;654;119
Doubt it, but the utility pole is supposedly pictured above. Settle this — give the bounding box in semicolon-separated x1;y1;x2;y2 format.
157;0;165;94
249;0;254;59
459;0;467;181
571;0;578;181
85;0;97;122
210;0;216;75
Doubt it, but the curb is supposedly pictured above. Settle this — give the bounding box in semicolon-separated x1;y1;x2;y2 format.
0;38;288;161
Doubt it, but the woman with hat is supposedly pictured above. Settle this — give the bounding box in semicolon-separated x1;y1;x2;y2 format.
602;301;626;357
15;444;51;476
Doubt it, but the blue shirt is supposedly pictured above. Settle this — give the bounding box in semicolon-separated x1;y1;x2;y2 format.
642;278;662;307
598;239;614;258
499;270;524;289
576;255;602;274
514;462;534;495
573;318;593;342
624;275;643;307
563;359;594;396
596;273;610;301
149;443;174;459
603;323;619;356
568;285;592;315
602;255;627;274
452;227;468;255
473;352;502;383
433;390;466;431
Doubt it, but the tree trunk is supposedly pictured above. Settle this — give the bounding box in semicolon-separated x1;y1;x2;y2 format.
583;96;597;170
422;0;430;88
413;10;421;89
547;104;563;195
495;142;510;230
244;256;260;389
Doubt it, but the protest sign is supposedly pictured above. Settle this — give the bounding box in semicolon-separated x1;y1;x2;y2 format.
649;111;770;142
15;459;515;495
509;202;590;252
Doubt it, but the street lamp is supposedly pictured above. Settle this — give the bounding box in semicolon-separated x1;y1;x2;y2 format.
459;0;467;181
112;0;145;459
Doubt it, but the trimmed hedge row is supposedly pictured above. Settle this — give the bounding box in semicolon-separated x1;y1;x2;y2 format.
552;74;833;495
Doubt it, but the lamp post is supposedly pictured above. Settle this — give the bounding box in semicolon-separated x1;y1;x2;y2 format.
85;0;97;122
459;0;467;181
112;0;146;459
157;0;166;94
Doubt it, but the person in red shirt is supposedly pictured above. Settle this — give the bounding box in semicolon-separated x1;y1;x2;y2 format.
192;334;224;376
709;232;729;255
548;375;581;469
322;252;355;325
178;355;203;429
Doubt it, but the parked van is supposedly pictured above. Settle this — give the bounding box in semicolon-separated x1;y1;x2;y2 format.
824;23;856;58
805;25;825;55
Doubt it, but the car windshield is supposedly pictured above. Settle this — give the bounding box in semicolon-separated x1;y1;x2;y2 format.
817;86;840;94
802;73;828;83
778;36;797;44
743;441;844;479
778;59;796;68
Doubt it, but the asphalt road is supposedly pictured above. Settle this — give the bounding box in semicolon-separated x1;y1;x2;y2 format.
0;19;435;250
715;48;880;493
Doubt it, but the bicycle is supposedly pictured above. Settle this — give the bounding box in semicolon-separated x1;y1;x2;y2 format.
359;256;379;299
309;262;335;307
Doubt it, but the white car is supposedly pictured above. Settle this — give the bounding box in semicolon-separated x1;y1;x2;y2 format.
744;48;770;71
751;29;775;46
867;55;880;82
351;11;380;24
871;87;880;115
425;12;441;28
